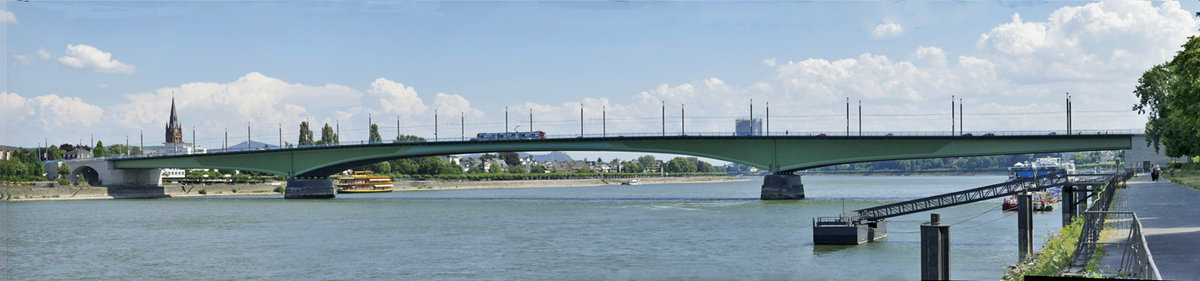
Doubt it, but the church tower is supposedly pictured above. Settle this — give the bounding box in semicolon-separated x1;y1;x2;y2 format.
165;97;183;143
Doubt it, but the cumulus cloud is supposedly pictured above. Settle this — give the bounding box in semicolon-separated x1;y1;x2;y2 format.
1;10;16;24
37;49;51;59
0;92;105;144
57;44;136;74
977;0;1198;81
871;22;904;39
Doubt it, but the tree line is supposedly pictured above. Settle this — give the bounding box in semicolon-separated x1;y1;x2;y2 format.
1134;30;1200;162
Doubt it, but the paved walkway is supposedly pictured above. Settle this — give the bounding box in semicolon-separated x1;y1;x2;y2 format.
1120;174;1200;280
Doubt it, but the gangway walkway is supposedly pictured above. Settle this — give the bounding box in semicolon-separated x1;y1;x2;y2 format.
813;171;1121;245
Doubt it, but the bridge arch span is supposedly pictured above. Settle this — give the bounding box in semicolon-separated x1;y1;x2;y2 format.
111;135;1133;178
72;165;102;186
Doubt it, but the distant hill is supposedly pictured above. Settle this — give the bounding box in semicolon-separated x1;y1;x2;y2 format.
218;140;281;152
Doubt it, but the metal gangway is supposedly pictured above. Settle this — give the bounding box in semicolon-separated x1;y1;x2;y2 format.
853;171;1070;221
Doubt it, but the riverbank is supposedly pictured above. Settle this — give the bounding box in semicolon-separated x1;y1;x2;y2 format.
804;171;1008;176
1;176;743;202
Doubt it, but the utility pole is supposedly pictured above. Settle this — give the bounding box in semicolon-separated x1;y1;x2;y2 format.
959;98;963;135
434;109;438;140
529;109;533;132
951;95;956;136
397;115;401;139
193;127;196;152
279;123;282;148
335;120;339;145
1066;92;1072;135
661;101;666;136
579;103;584;137
681;104;685;135
224;128;227;150
246;122;250;149
125;136;128;156
139;130;143;155
846;97;850;136
750;99;754;136
461;112;464;141
602;106;606;137
505;106;509;133
766;102;769;135
858;100;862;136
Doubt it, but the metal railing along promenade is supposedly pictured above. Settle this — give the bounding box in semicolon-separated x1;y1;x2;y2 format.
1063;170;1160;279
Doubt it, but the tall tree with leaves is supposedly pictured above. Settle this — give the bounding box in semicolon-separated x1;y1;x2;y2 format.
319;123;339;145
93;141;107;157
369;124;382;144
1134;35;1200;158
298;121;314;145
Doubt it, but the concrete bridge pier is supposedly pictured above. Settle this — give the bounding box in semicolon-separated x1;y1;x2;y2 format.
761;172;804;200
284;179;336;199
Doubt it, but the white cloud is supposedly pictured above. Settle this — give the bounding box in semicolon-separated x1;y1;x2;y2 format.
762;58;777;67
0;10;16;24
98;84;109;89
12;54;31;66
367;78;429;118
57;44;136;74
0;92;106;144
37;49;51;59
977;0;1198;81
871;22;904;39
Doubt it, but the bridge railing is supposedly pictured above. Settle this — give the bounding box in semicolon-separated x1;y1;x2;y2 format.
88;129;1137;161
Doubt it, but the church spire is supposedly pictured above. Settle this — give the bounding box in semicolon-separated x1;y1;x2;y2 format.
165;95;183;143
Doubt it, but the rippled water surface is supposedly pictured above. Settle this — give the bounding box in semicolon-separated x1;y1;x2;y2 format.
3;176;1067;280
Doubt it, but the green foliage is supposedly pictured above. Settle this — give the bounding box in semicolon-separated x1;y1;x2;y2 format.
273;186;285;193
57;178;71;185
467;165;485;174
501;152;521;167
57;164;70;178
94;141;107;157
529;165;546;174
1134;36;1200;158
489;163;503;174
198;189;207;195
621;161;643;173
1002;217;1085;280
395;134;426;142
369;124;383;143
636;155;656;171
507;165;527;174
318;123;339;145
298;121;315;145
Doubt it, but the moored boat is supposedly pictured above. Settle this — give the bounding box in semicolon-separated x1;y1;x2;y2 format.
336;171;394;193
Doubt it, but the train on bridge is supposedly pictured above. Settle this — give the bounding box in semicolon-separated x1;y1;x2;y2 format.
472;131;547;141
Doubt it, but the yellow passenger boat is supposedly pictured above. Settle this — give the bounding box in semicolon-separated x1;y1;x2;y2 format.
336;171;394;193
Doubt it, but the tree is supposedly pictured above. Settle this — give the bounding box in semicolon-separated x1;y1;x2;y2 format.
94;141;107;157
369;124;382;144
529;165;546;174
1134;36;1200;158
298;121;315;145
319;123;339;145
371;161;392;174
501;152;521;167
489;163;503;173
507;165;526;174
636;155;656;171
467;165;486;174
58;163;71;178
621;161;642;173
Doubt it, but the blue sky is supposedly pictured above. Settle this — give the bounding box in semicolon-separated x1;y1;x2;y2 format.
3;0;1198;162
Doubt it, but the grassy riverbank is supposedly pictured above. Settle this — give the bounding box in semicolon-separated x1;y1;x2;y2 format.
1163;169;1200;190
1002;217;1086;280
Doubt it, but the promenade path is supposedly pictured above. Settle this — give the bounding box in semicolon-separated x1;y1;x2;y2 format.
1119;174;1200;280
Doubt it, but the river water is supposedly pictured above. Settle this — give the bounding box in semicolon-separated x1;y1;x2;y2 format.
2;176;1065;280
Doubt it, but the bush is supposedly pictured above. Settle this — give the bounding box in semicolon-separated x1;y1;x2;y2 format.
198;189;207;195
231;188;238;193
57;179;71;185
273;186;285;193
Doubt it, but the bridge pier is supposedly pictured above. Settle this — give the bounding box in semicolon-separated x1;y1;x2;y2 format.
1017;192;1034;261
285;179;336;199
921;213;950;280
1062;184;1075;226
761;172;804;200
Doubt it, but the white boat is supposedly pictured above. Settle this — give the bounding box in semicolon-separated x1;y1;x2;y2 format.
1009;157;1076;180
621;179;641;186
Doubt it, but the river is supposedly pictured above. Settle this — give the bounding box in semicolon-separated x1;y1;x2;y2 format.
2;175;1064;280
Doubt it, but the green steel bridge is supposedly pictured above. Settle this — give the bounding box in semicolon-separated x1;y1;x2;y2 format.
110;134;1132;178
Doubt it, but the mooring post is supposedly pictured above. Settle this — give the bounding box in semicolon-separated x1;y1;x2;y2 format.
1017;192;1034;261
921;213;950;280
1061;184;1075;226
